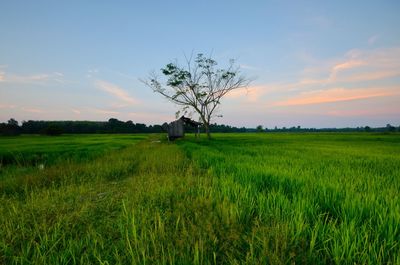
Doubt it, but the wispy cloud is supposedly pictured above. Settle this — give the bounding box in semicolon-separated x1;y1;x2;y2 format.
326;47;400;84
368;35;379;45
87;69;99;78
343;69;400;82
328;60;366;82
0;103;17;109
72;109;81;115
274;87;400;106
225;85;271;102
22;107;44;113
95;80;139;105
90;108;120;115
295;47;400;88
0;69;65;84
327;108;400;117
128;112;172;123
1;103;47;119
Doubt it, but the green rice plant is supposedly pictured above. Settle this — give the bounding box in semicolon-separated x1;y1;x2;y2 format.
0;132;399;264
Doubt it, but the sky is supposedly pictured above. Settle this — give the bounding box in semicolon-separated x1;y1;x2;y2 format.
1;0;399;128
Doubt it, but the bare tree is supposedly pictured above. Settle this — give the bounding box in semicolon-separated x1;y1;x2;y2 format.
143;53;250;139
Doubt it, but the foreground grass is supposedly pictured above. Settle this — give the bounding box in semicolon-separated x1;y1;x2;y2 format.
0;134;147;166
179;133;400;264
1;133;399;264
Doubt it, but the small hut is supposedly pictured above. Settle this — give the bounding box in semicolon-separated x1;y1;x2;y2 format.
162;116;202;140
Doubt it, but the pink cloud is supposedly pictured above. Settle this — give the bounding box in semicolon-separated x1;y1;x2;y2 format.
225;86;254;100
274;87;400;106
0;71;64;84
95;80;139;105
296;47;400;87
332;60;366;72
225;85;275;102
0;103;17;109
90;108;120;115
22;107;44;113
328;60;366;81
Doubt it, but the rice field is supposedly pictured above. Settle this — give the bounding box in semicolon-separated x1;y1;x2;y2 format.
0;133;399;264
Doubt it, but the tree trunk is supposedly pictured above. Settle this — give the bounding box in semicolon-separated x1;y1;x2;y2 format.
199;114;211;140
204;122;211;139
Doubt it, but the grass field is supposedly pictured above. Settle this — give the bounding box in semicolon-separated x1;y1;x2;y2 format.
0;134;148;166
0;133;399;264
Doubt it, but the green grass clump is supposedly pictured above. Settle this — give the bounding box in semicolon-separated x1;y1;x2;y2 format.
0;133;399;264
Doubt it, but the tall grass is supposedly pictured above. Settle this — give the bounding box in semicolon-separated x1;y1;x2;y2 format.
1;133;399;264
179;133;400;264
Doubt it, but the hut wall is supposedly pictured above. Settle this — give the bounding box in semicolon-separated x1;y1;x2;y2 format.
168;119;184;139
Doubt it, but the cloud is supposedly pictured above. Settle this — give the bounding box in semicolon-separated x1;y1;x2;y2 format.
128;112;172;123
225;85;271;102
328;47;400;83
343;69;400;82
110;102;132;109
327;108;400;117
22;107;43;113
328;60;366;81
298;47;400;85
90;108;120;115
221;46;400;113
12;74;48;83
87;69;99;78
274;87;400;106
0;70;65;84
72;109;81;115
95;80;139;105
368;35;379;45
0;103;17;109
215;46;400;126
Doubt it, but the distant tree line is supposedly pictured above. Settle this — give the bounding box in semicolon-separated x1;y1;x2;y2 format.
1;118;399;136
185;123;248;133
0;118;163;136
261;124;400;133
0;118;250;136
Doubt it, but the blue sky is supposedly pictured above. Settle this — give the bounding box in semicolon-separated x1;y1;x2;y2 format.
1;0;399;128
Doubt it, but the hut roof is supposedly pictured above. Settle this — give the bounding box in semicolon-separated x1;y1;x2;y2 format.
180;116;202;127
